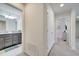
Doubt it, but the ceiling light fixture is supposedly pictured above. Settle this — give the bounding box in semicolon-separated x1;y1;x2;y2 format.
60;4;64;7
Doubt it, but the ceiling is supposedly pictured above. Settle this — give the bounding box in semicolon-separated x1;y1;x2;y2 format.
49;3;79;16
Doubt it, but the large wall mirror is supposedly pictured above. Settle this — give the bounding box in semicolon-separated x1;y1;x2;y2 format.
0;4;22;33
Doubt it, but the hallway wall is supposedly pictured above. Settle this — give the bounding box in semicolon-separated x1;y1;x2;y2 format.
47;4;55;52
70;10;76;50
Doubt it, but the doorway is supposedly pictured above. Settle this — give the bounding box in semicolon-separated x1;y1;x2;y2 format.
76;18;79;49
55;16;69;46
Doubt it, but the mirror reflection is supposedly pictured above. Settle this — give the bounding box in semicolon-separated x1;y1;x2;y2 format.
0;3;22;50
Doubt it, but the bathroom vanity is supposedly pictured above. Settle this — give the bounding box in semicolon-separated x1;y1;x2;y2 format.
0;33;22;50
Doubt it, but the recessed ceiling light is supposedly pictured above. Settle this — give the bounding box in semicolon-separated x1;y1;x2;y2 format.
60;4;64;7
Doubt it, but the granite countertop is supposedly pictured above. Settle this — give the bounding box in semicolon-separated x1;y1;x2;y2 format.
0;32;21;35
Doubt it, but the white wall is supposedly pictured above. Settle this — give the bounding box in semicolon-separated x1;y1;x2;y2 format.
24;4;47;56
0;21;6;32
47;4;55;52
70;10;76;50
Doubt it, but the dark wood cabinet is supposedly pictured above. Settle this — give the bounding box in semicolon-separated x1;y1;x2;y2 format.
4;34;13;48
12;34;19;45
0;33;22;50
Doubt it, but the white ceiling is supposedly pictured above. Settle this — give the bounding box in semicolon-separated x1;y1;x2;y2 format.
49;3;79;16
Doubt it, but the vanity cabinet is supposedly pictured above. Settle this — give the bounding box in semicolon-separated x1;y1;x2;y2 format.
0;33;22;50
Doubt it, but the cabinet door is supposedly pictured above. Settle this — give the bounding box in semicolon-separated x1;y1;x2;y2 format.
12;34;19;45
18;33;22;44
0;36;4;50
4;35;12;47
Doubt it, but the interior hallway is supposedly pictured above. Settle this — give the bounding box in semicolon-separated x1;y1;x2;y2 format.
49;40;79;56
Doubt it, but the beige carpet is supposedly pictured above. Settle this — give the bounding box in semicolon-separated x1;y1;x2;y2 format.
49;40;79;56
